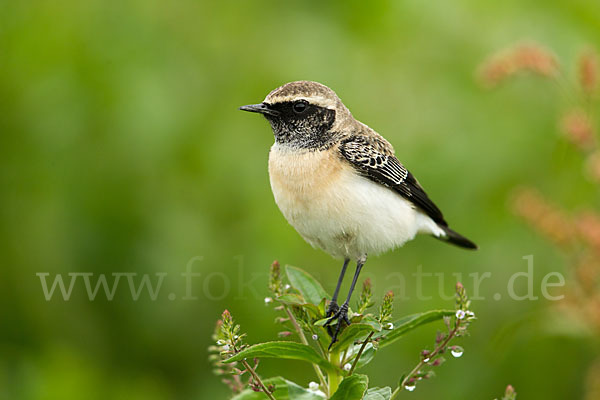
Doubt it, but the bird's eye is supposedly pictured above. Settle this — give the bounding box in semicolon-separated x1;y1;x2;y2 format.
292;100;308;114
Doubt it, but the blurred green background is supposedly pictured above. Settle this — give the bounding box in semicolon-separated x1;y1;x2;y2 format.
1;0;599;399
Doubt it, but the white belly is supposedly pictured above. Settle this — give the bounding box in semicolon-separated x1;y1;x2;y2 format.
268;144;442;259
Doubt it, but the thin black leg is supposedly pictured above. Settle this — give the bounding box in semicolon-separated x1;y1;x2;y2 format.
326;258;349;337
326;258;349;318
342;257;365;306
326;255;367;349
331;258;350;303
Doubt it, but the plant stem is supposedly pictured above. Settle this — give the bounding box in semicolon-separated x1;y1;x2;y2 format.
284;306;328;395
349;331;374;375
230;340;277;400
240;359;277;400
328;350;342;395
390;318;462;400
390;384;401;399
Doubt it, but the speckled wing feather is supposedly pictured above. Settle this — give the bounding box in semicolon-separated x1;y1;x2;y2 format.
339;135;448;227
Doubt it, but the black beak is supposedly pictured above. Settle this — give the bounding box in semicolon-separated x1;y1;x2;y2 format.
239;103;280;117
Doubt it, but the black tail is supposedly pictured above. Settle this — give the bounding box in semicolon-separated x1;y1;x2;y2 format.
437;226;478;250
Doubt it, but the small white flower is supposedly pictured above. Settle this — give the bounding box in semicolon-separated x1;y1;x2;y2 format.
386;322;394;330
264;297;273;304
307;381;326;397
405;384;416;392
343;363;352;371
216;340;225;345
423;357;430;363
222;344;230;351
284;284;291;290
455;309;466;320
466;311;475;318
450;346;464;358
312;334;319;340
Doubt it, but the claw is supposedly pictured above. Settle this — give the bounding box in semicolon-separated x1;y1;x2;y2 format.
343;313;351;325
324;302;350;349
325;300;339;337
326;300;339;317
328;323;342;350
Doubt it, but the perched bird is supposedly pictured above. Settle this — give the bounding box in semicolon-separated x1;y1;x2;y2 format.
240;81;477;346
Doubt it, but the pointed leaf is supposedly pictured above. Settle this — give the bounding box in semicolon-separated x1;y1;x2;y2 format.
330;374;368;400
361;315;382;332
377;310;455;348
277;294;322;318
286;381;325;400
364;387;392;400
286;265;330;305
232;377;289;400
277;293;306;305
330;323;373;353
224;341;338;372
317;297;327;316
309;325;331;351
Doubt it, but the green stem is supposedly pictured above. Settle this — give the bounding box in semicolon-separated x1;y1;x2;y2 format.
328;350;342;395
284;306;328;396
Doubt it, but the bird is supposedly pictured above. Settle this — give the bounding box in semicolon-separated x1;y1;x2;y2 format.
240;81;477;347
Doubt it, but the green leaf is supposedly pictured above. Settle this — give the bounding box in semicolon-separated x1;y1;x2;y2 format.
232;377;289;400
330;323;373;353
377;310;455;348
364;386;392;400
277;293;306;305
223;341;338;372
286;265;330;305
310;325;333;353
277;294;322;318
330;374;368;400
361;315;382;332
286;380;325;400
317;297;327;316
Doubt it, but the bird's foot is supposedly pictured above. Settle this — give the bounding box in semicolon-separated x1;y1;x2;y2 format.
326;300;340;318
325;300;339;338
324;302;351;350
325;300;340;337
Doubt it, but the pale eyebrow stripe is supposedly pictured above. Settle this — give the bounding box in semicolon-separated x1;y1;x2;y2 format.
265;95;337;109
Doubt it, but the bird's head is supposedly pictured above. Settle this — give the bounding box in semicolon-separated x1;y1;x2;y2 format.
240;81;352;149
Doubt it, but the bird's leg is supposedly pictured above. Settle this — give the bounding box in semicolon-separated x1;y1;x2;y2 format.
325;258;350;338
325;255;367;349
326;258;350;318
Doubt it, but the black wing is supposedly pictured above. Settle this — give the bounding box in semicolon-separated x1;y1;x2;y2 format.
340;135;448;227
